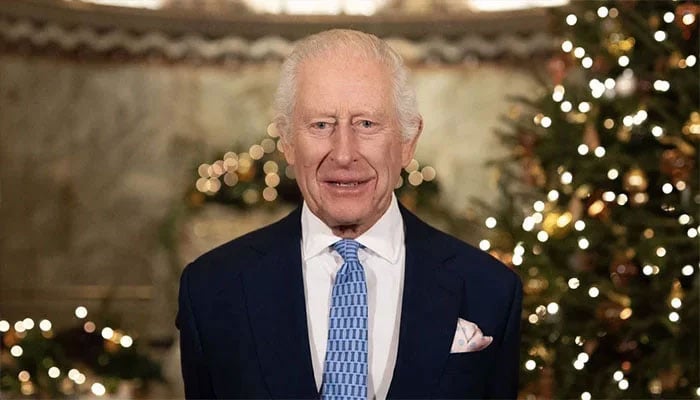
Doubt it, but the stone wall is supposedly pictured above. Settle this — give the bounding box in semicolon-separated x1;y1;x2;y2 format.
0;54;538;338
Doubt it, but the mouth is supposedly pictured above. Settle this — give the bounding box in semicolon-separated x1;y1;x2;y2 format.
323;178;373;190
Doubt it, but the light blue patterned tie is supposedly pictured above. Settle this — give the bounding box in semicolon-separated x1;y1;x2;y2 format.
321;239;368;400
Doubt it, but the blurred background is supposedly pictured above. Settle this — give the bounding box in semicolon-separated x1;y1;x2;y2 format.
0;0;698;398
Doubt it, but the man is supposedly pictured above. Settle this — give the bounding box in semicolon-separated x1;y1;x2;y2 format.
177;29;522;399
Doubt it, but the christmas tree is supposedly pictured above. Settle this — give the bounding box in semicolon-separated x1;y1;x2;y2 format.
479;1;699;398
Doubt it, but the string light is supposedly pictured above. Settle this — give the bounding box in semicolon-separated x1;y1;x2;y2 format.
663;11;674;23
48;367;60;379
14;321;25;333
39;319;52;331
574;220;585;231
670;298;682;309
682;12;696;26
594;147;606;157
662;183;673;194
534;201;545;212
91;383;107;396
547;302;560;314
522;217;535;231
485;217;497;228
574;47;586;58
120;335;134;348
578;102;592;113
537;231;549;242
653;30;667;42
597;6;608;18
0;320;9;332
581;392;592;400
75;306;88;319
568;278;580;289
688;228;698;238
561;101;573;112
547;190;559;201
651;126;663;137
10;345;23;357
687;55;697;67
566;14;578;26
553;85;565;102
619;379;629;390
578;144;589;155
682;265;694;276
525;359;537;370
616;194;628;205
101;327;114;340
561;171;573;185
656;247;666;257
618;55;630;67
479;239;491;251
561;40;573;52
668;312;680;322
578;237;590;249
582;57;593;69
607;169;619;179
22;318;34;330
588;287;599;297
653;80;670;92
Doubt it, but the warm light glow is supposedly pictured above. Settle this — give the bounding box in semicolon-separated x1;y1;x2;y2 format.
479;240;491;251
654;30;667;42
74;0;165;9
48;367;60;379
39;319;52;332
0;320;9;332
561;40;573;53
485;217;497;228
682;265;694;276
468;0;569;12
566;14;577;25
22;318;34;330
75;306;88;319
525;359;537;370
669;312;680;322
588;287;599;298
547;190;559;201
537;231;549;242
91;383;107;396
663;11;674;23
578;237;590;249
120;335;134;348
561;172;573;185
618;55;630;67
671;298;682;309
547;302;559;314
10;345;23;357
568;278;580;289
581;392;591;400
101;327;114;340
619;379;629;390
574;220;585;231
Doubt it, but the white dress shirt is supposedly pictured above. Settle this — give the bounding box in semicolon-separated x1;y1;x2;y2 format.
301;195;405;400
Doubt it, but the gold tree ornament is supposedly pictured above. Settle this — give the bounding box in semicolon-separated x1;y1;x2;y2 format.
660;148;695;184
623;167;649;192
682;111;700;141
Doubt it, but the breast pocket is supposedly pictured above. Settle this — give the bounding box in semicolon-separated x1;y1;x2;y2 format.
437;349;494;398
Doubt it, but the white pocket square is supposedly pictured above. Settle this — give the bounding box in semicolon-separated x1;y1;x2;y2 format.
450;318;493;353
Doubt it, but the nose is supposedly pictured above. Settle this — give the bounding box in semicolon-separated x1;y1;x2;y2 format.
328;122;357;166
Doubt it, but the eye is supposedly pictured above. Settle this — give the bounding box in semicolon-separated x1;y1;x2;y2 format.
312;121;329;129
359;120;374;129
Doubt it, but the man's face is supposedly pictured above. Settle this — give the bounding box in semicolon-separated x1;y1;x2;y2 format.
282;50;420;237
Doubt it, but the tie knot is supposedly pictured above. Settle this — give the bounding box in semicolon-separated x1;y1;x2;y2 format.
332;239;361;262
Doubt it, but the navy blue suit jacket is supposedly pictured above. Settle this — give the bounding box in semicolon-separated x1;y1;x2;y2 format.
177;204;522;399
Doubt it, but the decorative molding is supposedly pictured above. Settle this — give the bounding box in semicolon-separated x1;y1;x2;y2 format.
0;0;558;63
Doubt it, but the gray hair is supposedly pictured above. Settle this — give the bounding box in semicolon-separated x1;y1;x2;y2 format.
273;29;421;141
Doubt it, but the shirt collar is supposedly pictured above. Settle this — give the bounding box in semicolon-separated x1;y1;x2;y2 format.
301;194;404;264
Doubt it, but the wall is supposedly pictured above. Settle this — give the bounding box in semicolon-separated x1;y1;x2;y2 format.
0;54;538;338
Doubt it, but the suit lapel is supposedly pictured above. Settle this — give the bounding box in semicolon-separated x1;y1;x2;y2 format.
240;208;319;399
387;206;464;398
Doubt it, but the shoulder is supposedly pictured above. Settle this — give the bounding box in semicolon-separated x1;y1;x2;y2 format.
401;205;521;291
180;207;301;285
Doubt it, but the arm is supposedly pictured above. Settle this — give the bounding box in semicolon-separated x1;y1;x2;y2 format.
486;275;523;399
176;264;215;399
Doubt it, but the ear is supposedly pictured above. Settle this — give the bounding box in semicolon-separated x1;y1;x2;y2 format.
401;116;423;167
270;120;296;165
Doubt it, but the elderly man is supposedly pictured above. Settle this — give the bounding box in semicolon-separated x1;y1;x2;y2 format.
177;29;522;399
